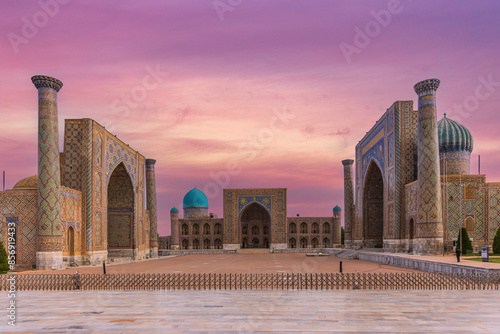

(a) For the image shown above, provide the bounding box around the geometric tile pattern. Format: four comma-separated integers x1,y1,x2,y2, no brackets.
342,160,354,238
146,159,158,248
108,214,132,248
0,192,37,266
414,79,443,239
32,77,63,252
223,189,287,245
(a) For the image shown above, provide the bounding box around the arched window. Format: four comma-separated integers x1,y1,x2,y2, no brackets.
289,238,297,248
192,224,199,235
323,222,330,234
263,225,269,235
465,217,475,233
214,223,222,234
214,238,222,249
289,222,297,234
465,184,475,200
242,237,248,248
300,222,308,234
203,223,210,235
193,239,200,249
204,238,211,249
323,238,330,248
300,237,308,248
242,225,248,235
252,226,259,235
181,224,189,235
182,239,189,249
311,238,319,248
312,222,319,234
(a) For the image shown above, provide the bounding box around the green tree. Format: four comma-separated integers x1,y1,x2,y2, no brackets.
0,241,10,273
457,227,473,255
341,227,345,246
492,227,500,255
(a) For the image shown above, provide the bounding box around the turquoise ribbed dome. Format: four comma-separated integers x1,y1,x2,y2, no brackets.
333,205,341,212
183,188,208,208
438,114,473,154
170,207,179,213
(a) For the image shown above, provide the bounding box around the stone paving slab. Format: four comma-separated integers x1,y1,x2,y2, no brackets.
1,290,499,333
16,253,426,276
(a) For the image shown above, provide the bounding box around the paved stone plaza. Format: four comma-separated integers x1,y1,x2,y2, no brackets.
1,290,500,333
20,253,426,275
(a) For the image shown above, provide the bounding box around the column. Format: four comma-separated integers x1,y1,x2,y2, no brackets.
414,78,444,254
342,159,354,248
145,158,158,257
32,75,64,270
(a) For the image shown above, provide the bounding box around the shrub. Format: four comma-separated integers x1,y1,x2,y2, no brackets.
457,227,473,255
493,227,500,254
0,241,10,273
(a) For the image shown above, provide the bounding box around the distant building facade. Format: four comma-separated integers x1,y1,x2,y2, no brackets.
343,79,500,254
168,188,341,250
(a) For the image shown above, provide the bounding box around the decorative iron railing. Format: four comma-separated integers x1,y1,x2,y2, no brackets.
1,272,498,291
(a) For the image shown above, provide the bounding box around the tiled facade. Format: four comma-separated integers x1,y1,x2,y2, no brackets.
170,188,341,250
346,79,500,254
0,75,157,269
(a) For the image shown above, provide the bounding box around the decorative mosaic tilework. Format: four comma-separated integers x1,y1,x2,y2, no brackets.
362,138,384,182
95,172,102,207
223,189,286,245
62,120,83,190
238,196,272,215
95,212,102,247
388,133,395,167
414,79,443,239
105,135,137,185
34,81,62,247
342,160,354,237
489,185,500,241
146,159,158,248
108,214,132,248
0,192,37,266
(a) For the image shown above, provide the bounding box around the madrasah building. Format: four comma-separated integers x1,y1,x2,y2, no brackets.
342,78,500,254
168,188,342,251
0,75,158,270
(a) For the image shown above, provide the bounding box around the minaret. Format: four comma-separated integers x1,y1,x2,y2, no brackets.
170,207,180,250
145,159,158,258
332,205,342,246
32,75,63,270
342,159,354,248
414,78,444,254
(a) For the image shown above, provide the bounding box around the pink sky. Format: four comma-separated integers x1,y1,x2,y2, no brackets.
1,1,499,236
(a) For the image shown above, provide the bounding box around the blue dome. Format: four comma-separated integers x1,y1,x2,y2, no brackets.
170,207,179,213
183,188,208,208
438,114,473,154
333,205,342,212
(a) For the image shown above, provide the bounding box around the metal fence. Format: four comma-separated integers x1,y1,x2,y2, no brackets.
1,272,499,291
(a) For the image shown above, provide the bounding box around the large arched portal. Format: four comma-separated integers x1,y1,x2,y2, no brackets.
107,162,134,257
363,161,384,247
240,202,271,248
